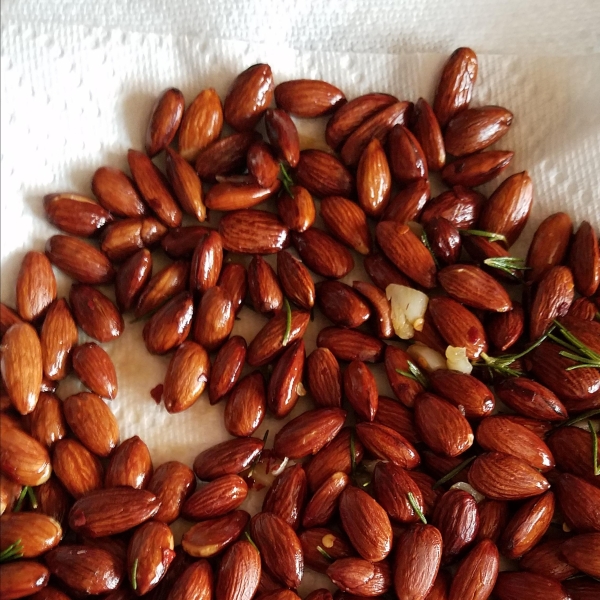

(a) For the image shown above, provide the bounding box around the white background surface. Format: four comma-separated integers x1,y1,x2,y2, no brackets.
2,0,600,593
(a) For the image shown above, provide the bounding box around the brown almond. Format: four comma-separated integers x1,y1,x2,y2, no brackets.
163,341,210,413
448,538,499,600
487,300,525,351
135,260,190,318
475,499,509,544
147,461,195,524
45,235,115,284
192,286,234,351
263,464,307,530
327,557,391,596
561,533,600,578
0,560,50,599
195,131,261,181
216,540,261,600
568,296,598,320
63,392,119,457
412,97,446,171
0,512,62,558
547,426,599,484
52,438,103,498
433,47,478,127
495,377,567,421
530,266,575,339
373,461,423,523
442,150,514,187
317,281,370,329
356,137,392,217
69,284,123,343
520,539,578,581
555,473,600,532
352,280,394,339
291,228,354,278
34,477,71,526
268,340,305,419
43,193,113,237
382,178,431,224
343,361,378,421
389,124,428,183
276,251,315,310
248,255,283,314
72,343,118,400
105,435,153,489
317,326,385,363
503,416,554,439
374,396,420,445
219,210,289,254
143,291,194,355
300,527,355,573
305,347,342,409
145,88,185,157
420,186,484,229
384,345,425,408
570,221,600,297
115,248,152,312
320,195,372,255
356,422,420,469
182,510,249,558
165,147,206,221
265,108,300,167
193,437,264,481
527,212,572,283
294,150,354,198
205,178,280,211
0,303,23,339
92,166,147,217
219,263,248,315
424,216,462,266
428,369,494,419
276,186,316,233
247,140,280,188
209,335,247,405
493,571,570,600
1,323,43,415
224,371,266,437
275,79,345,118
28,392,66,449
303,471,349,529
563,577,600,599
183,474,247,521
364,253,412,290
100,216,167,262
165,559,212,600
178,88,223,161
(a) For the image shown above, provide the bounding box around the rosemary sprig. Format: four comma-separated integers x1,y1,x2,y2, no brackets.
316,546,333,561
420,230,439,268
282,299,292,347
247,429,270,477
13,486,34,512
244,531,260,553
350,429,357,477
483,256,530,278
396,360,429,388
554,408,600,429
26,486,38,509
548,320,600,370
590,420,600,477
0,540,24,563
279,162,295,198
407,492,427,524
432,455,477,489
131,558,139,591
461,229,507,244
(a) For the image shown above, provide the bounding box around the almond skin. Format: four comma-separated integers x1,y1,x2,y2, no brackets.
0,420,51,485
277,250,316,310
183,474,248,521
178,88,223,162
356,421,420,469
115,249,152,313
389,124,428,183
294,150,354,198
442,150,514,187
71,343,118,400
165,147,206,221
28,392,66,449
219,263,248,315
263,464,307,530
343,361,378,421
382,178,431,224
303,471,349,529
247,140,280,187
327,558,391,596
145,88,185,157
433,47,478,128
317,281,370,329
320,195,372,255
487,300,525,351
163,341,210,413
424,217,462,266
105,435,153,489
495,377,568,421
561,533,600,578
100,216,167,262
306,347,342,408
493,572,570,600
468,452,550,501
0,512,62,558
224,371,266,437
265,108,300,167
205,178,281,211
52,438,104,499
448,539,499,600
248,255,284,314
292,227,356,278
193,437,264,481
192,286,234,351
195,131,261,181
224,64,274,131
357,137,392,217
92,166,147,217
69,284,124,343
373,461,424,524
216,540,261,600
316,327,385,363
353,281,394,339
0,560,50,599
428,370,494,419
34,477,71,527
268,340,305,419
16,251,56,322
570,220,600,297
182,510,249,558
142,292,194,355
276,186,316,233
1,322,43,415
555,473,600,532
420,186,484,229
147,461,195,524
208,335,247,405
275,79,345,118
412,97,446,172
135,260,190,319
219,210,289,254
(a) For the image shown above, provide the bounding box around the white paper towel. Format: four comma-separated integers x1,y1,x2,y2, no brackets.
2,3,600,593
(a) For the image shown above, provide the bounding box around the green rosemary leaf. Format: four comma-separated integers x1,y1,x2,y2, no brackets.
483,256,530,278
432,456,477,489
13,487,28,512
0,539,24,563
26,486,38,509
407,492,427,524
316,546,333,561
461,229,508,244
131,558,139,591
589,421,600,477
282,299,292,347
420,230,439,268
396,360,429,388
554,409,600,429
244,531,260,552
551,320,600,369
279,163,295,198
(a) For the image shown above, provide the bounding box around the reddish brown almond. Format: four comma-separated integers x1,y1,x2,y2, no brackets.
178,88,223,161
263,464,307,530
568,296,598,320
375,221,437,288
69,284,123,343
115,249,152,312
303,471,349,529
219,263,247,315
438,264,512,312
92,166,147,217
343,361,378,421
382,179,431,224
247,140,280,188
147,461,195,524
317,327,385,363
165,147,206,221
0,560,50,599
277,251,315,310
163,341,209,413
192,286,234,351
475,499,509,544
52,438,103,499
195,131,261,181
487,301,525,351
428,296,488,359
428,369,494,419
29,392,66,448
143,292,194,355
275,79,345,118
274,408,346,459
44,193,113,237
364,253,412,290
500,491,555,559
526,212,573,283
300,528,355,574
389,124,428,183
530,266,575,339
183,474,248,521
442,150,514,188
45,545,122,595
247,309,310,367
0,303,23,339
494,572,570,600
356,137,392,217
327,558,391,596
209,335,247,405
165,558,211,600
0,512,62,558
561,533,600,578
63,392,119,457
468,452,550,501
374,396,420,445
193,437,264,480
265,108,300,167
205,179,280,211
268,340,305,419
433,47,478,127
304,590,332,600
220,210,289,254
105,435,153,489
182,510,249,558
420,186,484,229
100,217,167,262
555,473,600,532
521,539,578,582
356,422,420,469
294,150,354,198
547,427,599,483
71,343,118,400
353,281,393,339
373,461,423,523
502,416,554,440
341,101,413,167
33,477,71,526
224,64,274,131
495,377,568,421
306,347,342,409
563,577,600,599
570,221,600,297
317,282,370,329
224,372,266,437
248,255,283,314
276,186,316,233
320,195,372,255
449,539,499,600
135,260,190,318
45,235,115,284
216,540,261,600
384,345,425,408
1,322,43,415
478,171,533,246
424,217,462,266
145,88,184,157
412,97,446,172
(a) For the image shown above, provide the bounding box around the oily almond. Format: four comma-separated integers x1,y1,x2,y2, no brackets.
262,464,307,530
412,97,446,171
520,539,578,581
224,371,266,437
356,137,392,217
219,210,289,254
115,248,152,312
248,255,284,314
493,571,570,600
561,533,600,578
428,369,494,418
100,216,167,262
448,539,499,600
44,193,113,237
34,477,71,526
1,322,43,415
45,235,115,284
300,527,354,574
0,303,23,339
375,221,437,288
563,577,600,599
193,437,264,481
216,540,261,600
195,131,261,181
166,559,213,600
486,300,525,351
504,415,554,439
0,560,50,599
389,124,428,183
52,438,103,499
135,260,190,318
183,474,248,521
69,284,124,343
178,88,223,162
142,291,194,355
555,473,600,532
424,217,462,266
265,108,300,167
0,512,62,558
163,341,210,413
276,250,316,310
320,195,372,255
495,377,568,421
382,178,431,224
364,253,412,290
192,286,234,351
127,149,182,227
317,281,370,328
384,345,426,408
305,347,342,409
275,79,345,118
182,510,249,558
273,408,346,459
468,452,550,501
352,281,394,339
433,47,478,127
219,262,248,315
92,166,147,217
72,343,118,399
147,461,195,524
268,340,305,419
302,471,349,529
145,87,185,157
547,426,599,484
327,558,391,596
442,150,514,187
209,335,247,404
105,435,153,489
247,140,280,187
438,264,512,312
420,186,484,229
373,461,424,523
317,326,385,363
374,396,420,445
568,296,598,320
294,150,354,198
343,361,378,421
28,392,66,448
570,220,600,297
356,422,420,469
205,178,281,211
165,147,206,221
474,499,509,544
276,186,316,233
63,392,119,457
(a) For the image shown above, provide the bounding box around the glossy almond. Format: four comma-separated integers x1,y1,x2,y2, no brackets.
183,474,247,521
263,464,307,530
373,461,423,524
383,345,425,408
0,560,49,598
165,148,206,221
389,124,428,183
209,335,247,404
143,292,194,355
105,435,153,489
115,249,152,312
135,260,190,318
428,369,494,419
205,179,280,211
424,216,462,266
305,347,342,408
570,221,600,296
317,281,370,329
495,377,568,421
352,281,393,339
72,343,118,399
183,510,249,558
317,326,385,363
100,216,167,262
224,372,266,437
442,150,513,187
15,252,55,322
294,150,354,198
28,392,66,448
303,471,349,529
382,178,431,224
69,284,123,343
147,461,195,524
195,131,260,181
364,253,412,290
247,140,280,187
163,341,209,413
561,533,600,578
219,210,289,254
193,437,264,480
530,266,575,339
357,422,420,469
192,286,234,351
248,255,283,314
412,97,446,171
145,88,185,157
555,473,600,532
547,426,599,483
219,263,248,314
320,195,372,255
276,186,316,233
216,540,261,600
520,539,578,582
493,572,570,600
276,251,315,310
487,301,525,351
374,396,420,445
300,528,354,574
92,166,147,217
475,499,509,544
0,303,23,339
268,340,305,419
52,438,103,498
178,88,223,161
265,108,300,166
343,361,378,421
420,186,484,229
0,512,62,558
275,79,345,117
356,137,392,217
327,558,391,596
448,539,499,600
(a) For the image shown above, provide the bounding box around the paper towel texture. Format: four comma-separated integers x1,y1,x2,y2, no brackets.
1,10,600,593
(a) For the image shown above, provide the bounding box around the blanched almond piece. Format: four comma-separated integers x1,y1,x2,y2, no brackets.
145,88,185,157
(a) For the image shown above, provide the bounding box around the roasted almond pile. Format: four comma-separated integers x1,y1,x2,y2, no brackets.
1,48,600,600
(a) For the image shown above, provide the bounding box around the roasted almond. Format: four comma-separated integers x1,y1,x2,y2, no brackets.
224,371,266,437
327,557,391,596
520,539,578,582
0,303,23,339
219,262,248,314
147,461,195,524
320,195,372,255
192,286,234,351
343,361,378,421
493,571,570,600
382,178,431,224
205,178,281,211
0,560,50,599
570,220,600,297
276,250,316,310
420,186,484,229
383,345,425,408
305,347,342,409
555,473,600,532
568,296,598,320
495,377,567,421
389,124,428,183
263,464,307,530
182,510,249,558
412,97,446,171
356,137,392,217
373,461,424,523
105,435,153,489
300,527,355,574
317,326,385,363
69,284,123,343
317,281,370,328
28,392,66,449
115,248,152,313
166,559,213,600
52,438,103,499
487,300,525,351
44,193,113,237
474,499,509,544
183,474,247,521
193,437,264,481
265,108,300,167
356,422,420,469
165,147,206,221
248,255,284,314
374,396,420,445
352,280,393,339
276,186,316,233
424,217,462,266
294,150,354,198
34,477,71,527
428,369,494,418
135,260,190,318
448,538,499,600
72,343,118,399
208,335,247,405
364,253,412,290
561,533,600,578
275,79,345,118
216,540,261,600
247,140,280,187
92,166,147,218
219,210,289,254
267,340,305,419
302,471,349,529
442,150,514,187
0,512,62,558
101,216,167,262
145,87,185,157
547,426,599,484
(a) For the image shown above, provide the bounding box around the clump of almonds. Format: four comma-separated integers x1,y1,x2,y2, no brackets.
1,47,599,600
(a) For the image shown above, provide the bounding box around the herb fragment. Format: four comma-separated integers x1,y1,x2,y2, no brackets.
316,546,333,561
247,429,270,477
279,162,295,198
461,229,508,244
554,408,600,429
433,456,477,489
590,420,600,477
244,531,260,552
483,256,530,278
420,230,439,268
350,429,357,477
14,487,29,512
548,320,600,370
282,299,292,347
0,540,24,563
407,492,427,524
131,558,139,591
396,360,429,388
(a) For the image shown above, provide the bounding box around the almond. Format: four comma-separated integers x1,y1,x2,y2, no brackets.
193,437,264,481
487,301,525,351
28,392,66,448
389,124,428,183
192,286,234,351
267,340,305,419
135,260,190,318
294,150,354,198
570,221,600,297
69,284,124,343
33,477,71,527
105,435,153,489
375,221,437,288
343,361,378,422
474,499,509,544
205,178,281,211
442,150,514,187
216,540,261,600
561,533,600,578
92,166,147,217
247,140,280,187
412,97,446,172
364,253,412,290
317,327,385,363
0,303,23,339
374,396,420,445
276,186,316,233
352,281,394,339
0,512,62,558
147,461,195,524
183,474,247,521
274,79,345,118
219,210,289,254
373,461,424,523
495,377,567,421
265,108,300,167
555,473,600,532
547,427,599,484
568,296,598,320
424,217,462,266
72,343,118,400
165,147,206,221
142,292,194,355
114,249,152,313
493,572,570,600
356,422,420,469
276,251,316,310
145,87,185,157
356,137,392,217
183,510,249,557
43,193,114,237
52,438,103,498
420,186,484,229
468,452,550,501
302,471,349,529
0,561,50,599
428,369,494,419
504,415,554,439
300,528,355,574
320,195,372,255
563,577,600,599
248,255,284,314
195,131,261,181
178,88,223,161
383,345,426,408
1,323,43,415
382,178,431,224
224,64,274,131
163,341,210,413
166,559,213,600
100,216,167,262
263,464,307,530
209,335,247,405
305,347,342,409
317,282,370,329
45,235,115,284
219,263,248,315
425,571,450,600
520,539,578,581
224,371,266,437
433,47,478,128
448,539,499,600
327,558,391,596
